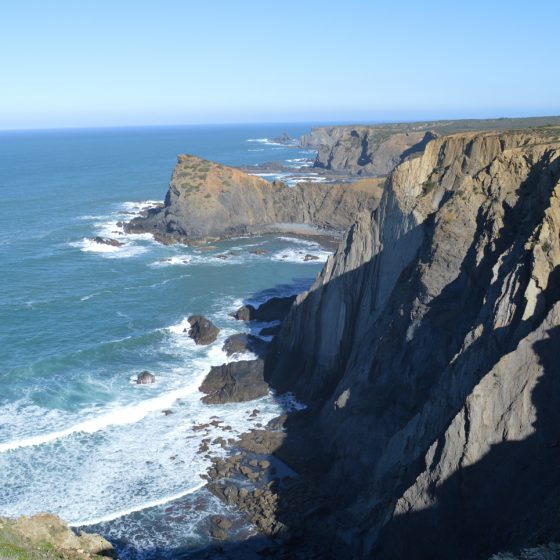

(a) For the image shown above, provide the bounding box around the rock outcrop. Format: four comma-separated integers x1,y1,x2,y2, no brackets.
266,127,560,558
222,333,268,357
124,155,382,242
232,295,296,323
186,315,219,345
302,116,560,176
0,513,115,559
200,359,268,404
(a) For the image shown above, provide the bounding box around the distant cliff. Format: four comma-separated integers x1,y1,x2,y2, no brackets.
267,127,560,558
125,154,382,242
302,116,560,176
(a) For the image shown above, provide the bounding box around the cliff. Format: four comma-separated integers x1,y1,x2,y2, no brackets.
266,127,560,558
125,154,382,242
302,116,560,176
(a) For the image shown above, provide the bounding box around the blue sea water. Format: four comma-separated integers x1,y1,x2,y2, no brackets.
0,124,326,557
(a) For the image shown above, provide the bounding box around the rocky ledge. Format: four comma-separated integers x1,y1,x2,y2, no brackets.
124,154,382,243
0,513,115,560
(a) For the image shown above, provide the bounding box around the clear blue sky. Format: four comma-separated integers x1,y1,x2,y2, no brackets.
1,0,558,129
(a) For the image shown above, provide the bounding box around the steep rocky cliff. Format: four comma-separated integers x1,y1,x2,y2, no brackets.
125,155,382,242
302,116,560,176
267,127,560,558
302,125,437,176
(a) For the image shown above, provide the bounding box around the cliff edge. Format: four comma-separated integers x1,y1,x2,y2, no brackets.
267,126,560,558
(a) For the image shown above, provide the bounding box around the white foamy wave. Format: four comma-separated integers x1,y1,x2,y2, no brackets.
0,380,202,453
71,482,206,527
271,248,330,264
285,158,313,169
70,238,148,258
150,251,250,268
151,256,193,267
277,236,322,247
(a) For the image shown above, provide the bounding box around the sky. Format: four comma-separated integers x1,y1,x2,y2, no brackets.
0,0,558,129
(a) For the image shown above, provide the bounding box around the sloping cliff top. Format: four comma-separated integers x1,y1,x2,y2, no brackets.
0,513,114,559
125,154,382,242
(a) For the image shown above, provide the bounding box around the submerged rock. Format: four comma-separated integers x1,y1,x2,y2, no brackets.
303,254,319,261
199,359,268,404
259,324,281,337
222,333,269,357
186,315,220,345
136,370,155,384
92,236,123,247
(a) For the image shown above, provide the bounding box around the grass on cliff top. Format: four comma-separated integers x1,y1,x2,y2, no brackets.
0,524,63,560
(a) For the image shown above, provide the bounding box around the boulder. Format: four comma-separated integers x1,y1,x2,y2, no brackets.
136,371,155,384
303,253,319,261
222,333,269,357
231,295,296,322
186,315,220,345
199,359,269,404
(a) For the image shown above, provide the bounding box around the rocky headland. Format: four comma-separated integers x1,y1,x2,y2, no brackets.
124,154,383,243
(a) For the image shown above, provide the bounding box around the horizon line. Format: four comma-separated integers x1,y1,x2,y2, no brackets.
1,113,560,133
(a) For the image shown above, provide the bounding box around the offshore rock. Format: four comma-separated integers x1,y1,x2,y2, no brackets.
200,359,268,404
186,315,220,345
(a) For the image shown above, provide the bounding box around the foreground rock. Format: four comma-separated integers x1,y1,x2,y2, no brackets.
232,295,296,322
186,315,219,345
222,333,269,357
124,154,382,242
92,236,123,247
0,513,115,559
199,359,268,404
268,127,560,558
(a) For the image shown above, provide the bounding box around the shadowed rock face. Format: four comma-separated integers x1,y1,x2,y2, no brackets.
266,127,560,558
199,359,268,404
125,154,382,242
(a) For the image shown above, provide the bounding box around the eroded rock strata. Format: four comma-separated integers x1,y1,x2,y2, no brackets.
302,116,560,176
125,155,382,242
263,127,560,558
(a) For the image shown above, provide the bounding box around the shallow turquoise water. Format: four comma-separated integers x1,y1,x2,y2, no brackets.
0,124,325,557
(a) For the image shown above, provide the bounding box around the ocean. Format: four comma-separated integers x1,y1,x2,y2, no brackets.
0,124,327,558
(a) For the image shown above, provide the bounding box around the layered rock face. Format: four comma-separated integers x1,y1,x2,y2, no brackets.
125,155,382,242
302,116,560,176
303,125,437,176
268,128,560,558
